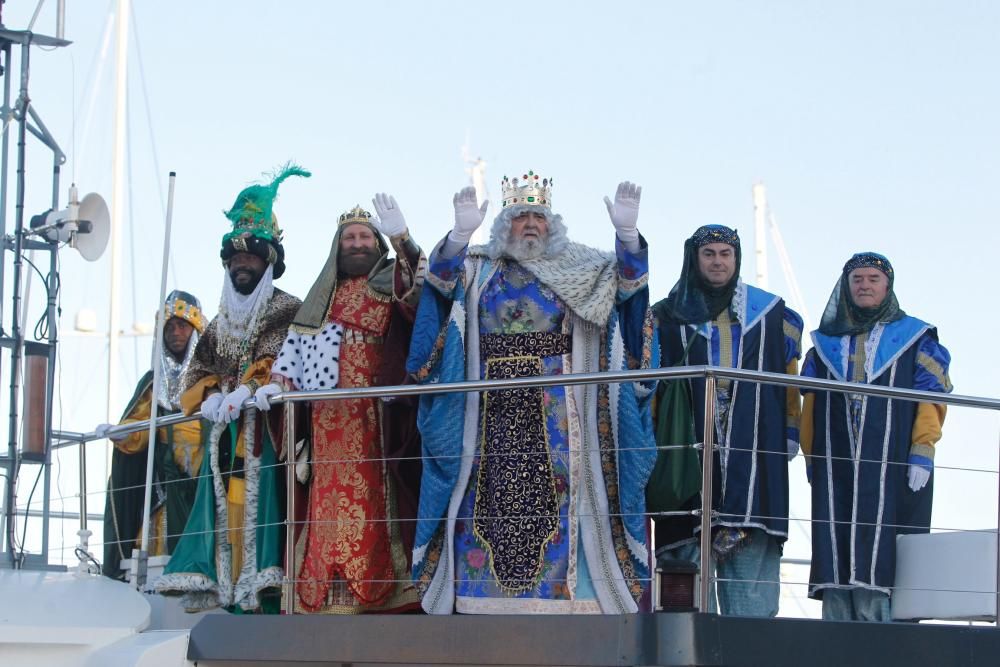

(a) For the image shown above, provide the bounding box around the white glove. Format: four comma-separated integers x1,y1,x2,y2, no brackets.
787,439,800,462
200,393,224,421
218,385,252,424
371,192,408,238
603,181,642,251
449,186,488,247
907,464,931,492
95,422,122,441
254,383,282,411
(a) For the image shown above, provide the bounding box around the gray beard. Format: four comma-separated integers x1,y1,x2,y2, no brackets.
503,237,546,262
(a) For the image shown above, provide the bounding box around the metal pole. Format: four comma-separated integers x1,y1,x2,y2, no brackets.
698,375,716,612
5,39,31,565
0,41,12,566
283,400,296,615
138,172,175,570
107,0,129,423
40,243,58,566
0,43,12,326
77,418,87,533
56,0,67,40
995,424,999,624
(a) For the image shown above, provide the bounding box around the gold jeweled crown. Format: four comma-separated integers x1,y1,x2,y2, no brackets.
501,170,553,208
338,205,373,227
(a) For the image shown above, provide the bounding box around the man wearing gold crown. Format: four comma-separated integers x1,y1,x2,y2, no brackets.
254,195,426,614
408,174,657,614
154,165,307,613
96,289,207,580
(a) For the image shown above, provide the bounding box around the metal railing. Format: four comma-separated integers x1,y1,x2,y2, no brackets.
42,365,1000,617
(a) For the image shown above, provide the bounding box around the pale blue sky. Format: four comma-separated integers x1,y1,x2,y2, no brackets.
4,2,998,609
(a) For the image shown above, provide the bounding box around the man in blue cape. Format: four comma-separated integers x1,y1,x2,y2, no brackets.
801,252,952,621
652,224,803,617
407,175,657,614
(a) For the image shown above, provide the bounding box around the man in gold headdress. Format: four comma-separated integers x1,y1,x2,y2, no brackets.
254,193,426,614
97,289,207,579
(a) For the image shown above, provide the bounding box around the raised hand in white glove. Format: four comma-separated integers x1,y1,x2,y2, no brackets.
907,464,931,492
449,186,489,247
254,383,282,411
200,393,224,421
218,385,252,424
371,192,408,238
604,181,642,252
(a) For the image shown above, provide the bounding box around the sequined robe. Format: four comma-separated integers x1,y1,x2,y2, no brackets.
271,235,425,614
408,237,657,615
273,278,422,613
155,288,300,612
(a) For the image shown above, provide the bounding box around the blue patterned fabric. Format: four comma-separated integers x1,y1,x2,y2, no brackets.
407,236,656,614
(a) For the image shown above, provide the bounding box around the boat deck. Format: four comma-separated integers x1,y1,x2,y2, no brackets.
186,612,1000,666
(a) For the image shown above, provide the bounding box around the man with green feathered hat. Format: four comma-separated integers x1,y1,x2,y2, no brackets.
155,164,307,613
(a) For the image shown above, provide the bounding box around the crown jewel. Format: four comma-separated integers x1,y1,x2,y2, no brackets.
501,170,553,208
338,205,373,227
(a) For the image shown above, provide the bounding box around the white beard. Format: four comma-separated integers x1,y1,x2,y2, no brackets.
502,237,546,262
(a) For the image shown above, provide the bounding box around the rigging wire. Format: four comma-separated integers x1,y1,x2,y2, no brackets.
130,3,177,285
125,79,140,374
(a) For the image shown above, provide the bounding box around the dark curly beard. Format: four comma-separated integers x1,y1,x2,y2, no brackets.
229,265,264,295
338,248,380,277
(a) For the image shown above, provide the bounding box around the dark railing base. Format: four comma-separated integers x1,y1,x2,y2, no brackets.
186,611,1000,666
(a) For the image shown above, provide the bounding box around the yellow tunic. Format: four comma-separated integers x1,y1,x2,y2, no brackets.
114,386,203,556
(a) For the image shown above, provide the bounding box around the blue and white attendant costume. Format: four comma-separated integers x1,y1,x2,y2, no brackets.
801,252,952,622
652,224,803,618
407,176,657,614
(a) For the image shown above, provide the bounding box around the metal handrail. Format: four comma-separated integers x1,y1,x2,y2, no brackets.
44,363,1000,617
51,364,999,447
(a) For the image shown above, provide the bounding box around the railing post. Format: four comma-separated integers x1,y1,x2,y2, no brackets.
698,374,716,613
283,398,296,615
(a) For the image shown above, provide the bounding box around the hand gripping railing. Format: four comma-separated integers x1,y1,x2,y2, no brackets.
51,365,1000,615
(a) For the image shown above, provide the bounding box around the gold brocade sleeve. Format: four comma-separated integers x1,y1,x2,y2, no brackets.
116,387,202,455
115,387,153,454
241,356,274,389
800,392,815,461
390,232,427,309
180,374,220,417
910,403,947,462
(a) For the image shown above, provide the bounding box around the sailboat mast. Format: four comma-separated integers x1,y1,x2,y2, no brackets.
752,182,768,290
107,0,129,421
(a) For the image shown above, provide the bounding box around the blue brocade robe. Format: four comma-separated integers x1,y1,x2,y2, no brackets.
802,316,952,597
407,236,657,614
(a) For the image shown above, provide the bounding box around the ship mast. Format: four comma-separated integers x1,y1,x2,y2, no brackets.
106,0,129,421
